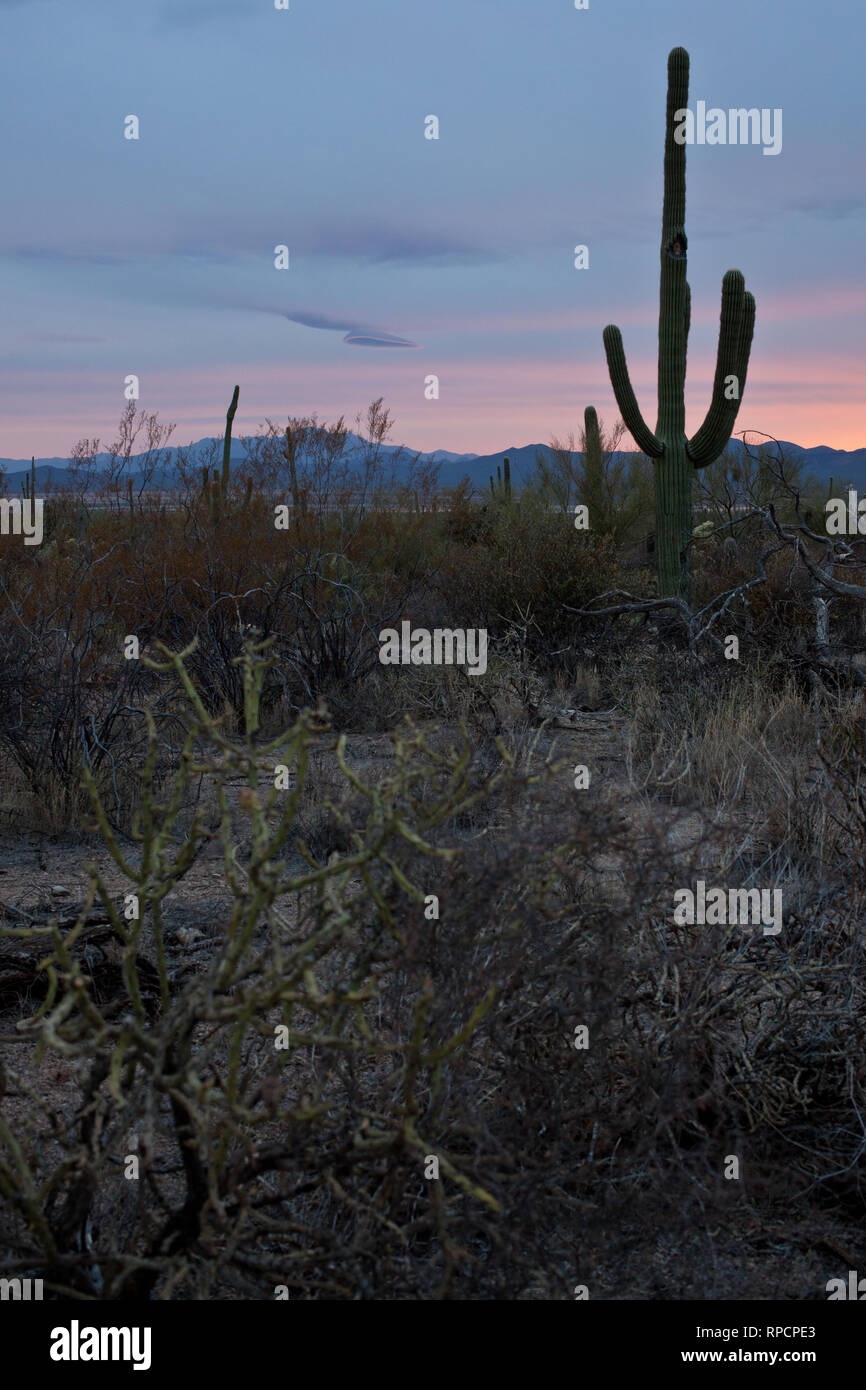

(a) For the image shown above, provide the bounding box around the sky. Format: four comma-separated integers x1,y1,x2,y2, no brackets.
1,0,864,459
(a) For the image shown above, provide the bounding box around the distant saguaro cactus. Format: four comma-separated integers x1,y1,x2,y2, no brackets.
603,47,755,598
200,385,242,522
490,456,512,502
286,428,308,520
20,456,36,501
582,407,603,522
220,384,240,505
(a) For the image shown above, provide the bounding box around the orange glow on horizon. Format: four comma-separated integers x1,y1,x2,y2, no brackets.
3,353,863,460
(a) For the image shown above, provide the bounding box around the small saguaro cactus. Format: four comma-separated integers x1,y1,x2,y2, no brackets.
286,429,308,519
603,47,755,599
20,455,36,501
220,384,240,506
201,385,241,522
490,456,512,502
582,407,603,517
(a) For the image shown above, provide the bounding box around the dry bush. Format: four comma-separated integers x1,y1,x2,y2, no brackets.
0,525,180,829
0,638,638,1298
438,492,618,669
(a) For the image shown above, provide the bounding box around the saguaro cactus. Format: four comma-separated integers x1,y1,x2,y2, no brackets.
20,456,36,501
286,428,308,520
582,407,603,515
200,385,241,521
603,47,755,598
220,384,240,506
490,456,512,502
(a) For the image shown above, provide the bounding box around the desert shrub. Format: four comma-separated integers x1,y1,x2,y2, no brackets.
438,492,618,668
0,528,179,829
690,535,816,651
0,637,657,1298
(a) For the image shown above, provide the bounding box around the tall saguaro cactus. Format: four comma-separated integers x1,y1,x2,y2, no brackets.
603,47,755,598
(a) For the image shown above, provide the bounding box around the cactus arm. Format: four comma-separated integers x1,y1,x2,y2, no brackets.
603,326,664,458
736,289,756,405
687,273,755,468
584,406,600,458
582,406,604,524
583,407,603,485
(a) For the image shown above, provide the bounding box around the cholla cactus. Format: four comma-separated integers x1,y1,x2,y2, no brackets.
603,48,755,598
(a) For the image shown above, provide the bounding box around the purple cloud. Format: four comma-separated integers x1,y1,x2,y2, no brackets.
278,308,421,349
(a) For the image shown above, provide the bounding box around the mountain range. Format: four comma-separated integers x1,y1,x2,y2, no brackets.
2,435,864,495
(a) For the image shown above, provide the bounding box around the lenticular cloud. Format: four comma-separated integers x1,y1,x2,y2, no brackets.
342,332,420,349
279,309,420,349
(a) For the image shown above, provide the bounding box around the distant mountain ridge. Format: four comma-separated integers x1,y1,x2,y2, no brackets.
2,434,864,493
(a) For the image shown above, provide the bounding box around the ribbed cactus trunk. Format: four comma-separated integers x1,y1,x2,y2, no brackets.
655,442,692,597
582,406,603,521
603,48,755,600
654,49,690,597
